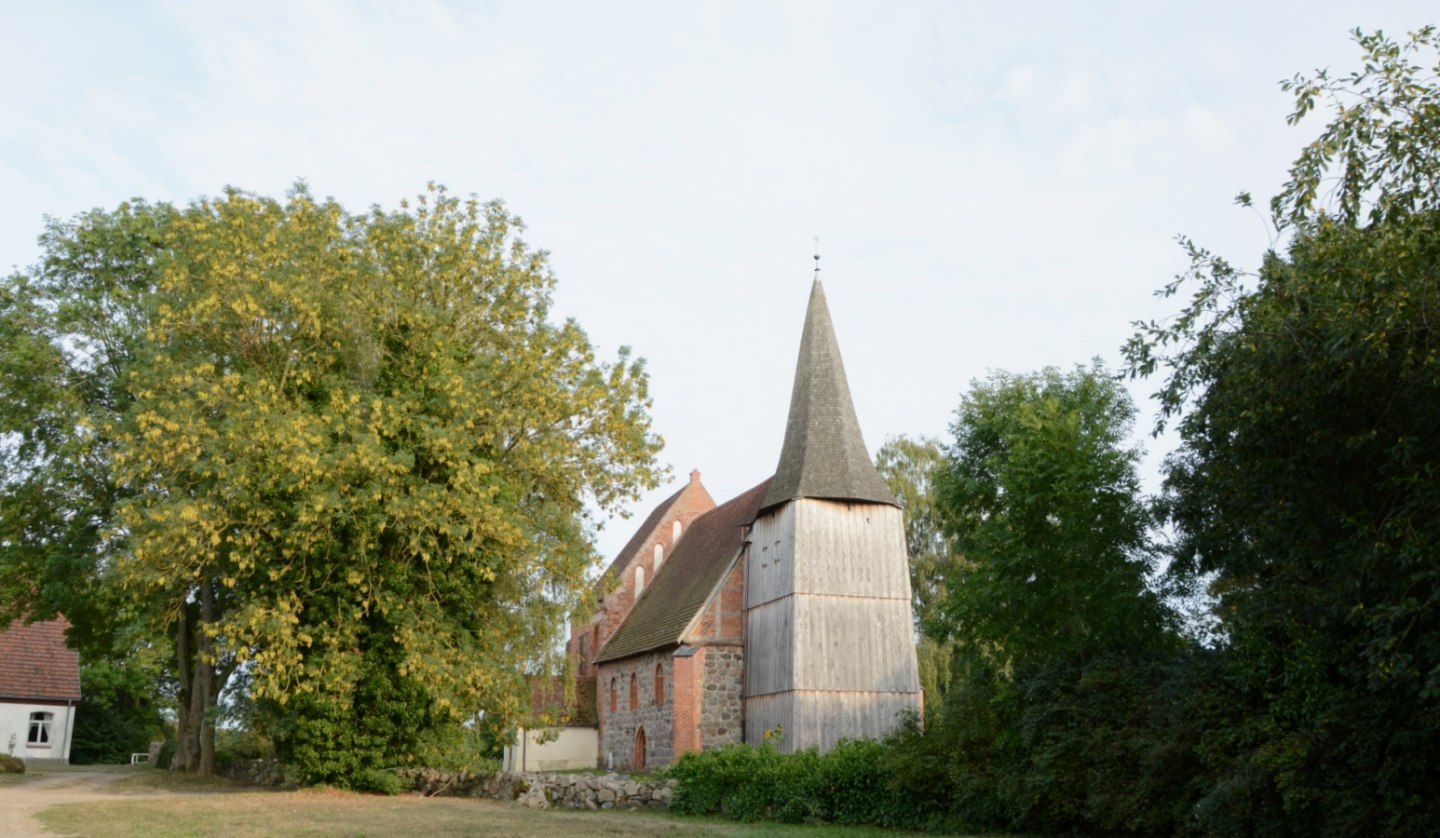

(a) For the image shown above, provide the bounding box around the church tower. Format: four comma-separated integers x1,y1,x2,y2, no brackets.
743,278,922,752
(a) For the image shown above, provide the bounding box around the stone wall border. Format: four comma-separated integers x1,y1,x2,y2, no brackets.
399,768,676,810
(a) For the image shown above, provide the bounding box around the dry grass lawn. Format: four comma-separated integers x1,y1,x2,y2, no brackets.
21,769,914,838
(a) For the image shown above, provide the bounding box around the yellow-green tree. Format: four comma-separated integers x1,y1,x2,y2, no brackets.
7,185,662,781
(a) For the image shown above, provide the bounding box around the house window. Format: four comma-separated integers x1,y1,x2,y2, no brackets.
609,677,618,713
28,712,52,746
654,663,665,705
635,566,645,596
629,673,639,710
653,543,663,573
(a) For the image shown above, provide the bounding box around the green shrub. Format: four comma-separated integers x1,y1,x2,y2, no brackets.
69,661,164,765
215,727,273,768
670,738,893,826
154,739,178,770
355,767,405,796
670,742,781,819
0,754,25,774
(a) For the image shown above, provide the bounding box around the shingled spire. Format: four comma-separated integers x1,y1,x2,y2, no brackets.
762,279,897,510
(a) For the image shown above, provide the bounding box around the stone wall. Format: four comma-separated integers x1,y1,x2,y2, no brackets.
700,644,744,748
219,758,283,786
401,768,675,810
598,649,672,770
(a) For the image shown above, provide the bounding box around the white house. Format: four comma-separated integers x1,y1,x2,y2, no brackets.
0,617,81,764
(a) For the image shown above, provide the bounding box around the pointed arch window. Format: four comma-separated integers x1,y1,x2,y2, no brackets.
609,677,618,714
629,672,639,710
672,520,682,544
635,566,645,597
654,663,665,705
653,543,663,574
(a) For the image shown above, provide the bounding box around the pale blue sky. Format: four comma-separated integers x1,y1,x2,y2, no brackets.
2,2,1432,561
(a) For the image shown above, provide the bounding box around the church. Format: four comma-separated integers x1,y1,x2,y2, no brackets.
558,277,921,771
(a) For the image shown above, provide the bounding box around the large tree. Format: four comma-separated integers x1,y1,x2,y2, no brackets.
933,363,1169,668
1,185,662,780
875,435,958,700
1125,27,1440,833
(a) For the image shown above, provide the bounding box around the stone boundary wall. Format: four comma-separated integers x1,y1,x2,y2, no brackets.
400,768,676,810
219,758,284,786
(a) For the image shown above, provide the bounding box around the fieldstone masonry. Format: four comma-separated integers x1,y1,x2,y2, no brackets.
401,768,676,810
700,644,744,747
598,649,673,769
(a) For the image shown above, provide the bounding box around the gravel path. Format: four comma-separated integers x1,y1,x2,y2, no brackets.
0,769,177,838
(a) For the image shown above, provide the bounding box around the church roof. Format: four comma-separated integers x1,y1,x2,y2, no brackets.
597,481,691,590
761,280,897,510
595,478,771,664
0,617,82,702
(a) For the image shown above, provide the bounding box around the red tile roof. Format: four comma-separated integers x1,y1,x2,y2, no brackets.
596,478,771,663
0,617,82,702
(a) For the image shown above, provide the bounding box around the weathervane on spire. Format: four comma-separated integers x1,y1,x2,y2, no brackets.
813,236,821,279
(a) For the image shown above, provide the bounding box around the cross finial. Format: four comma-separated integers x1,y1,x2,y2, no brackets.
813,236,821,278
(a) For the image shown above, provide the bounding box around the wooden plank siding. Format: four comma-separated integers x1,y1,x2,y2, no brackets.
747,691,920,752
743,498,922,753
793,502,909,598
745,501,795,609
792,596,917,691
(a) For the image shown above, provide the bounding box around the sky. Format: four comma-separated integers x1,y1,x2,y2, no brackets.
2,1,1434,564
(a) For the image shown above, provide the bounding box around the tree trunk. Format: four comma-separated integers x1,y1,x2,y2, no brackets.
172,586,224,775
173,598,197,772
197,579,217,776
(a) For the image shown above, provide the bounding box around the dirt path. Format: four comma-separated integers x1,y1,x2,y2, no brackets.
0,769,178,838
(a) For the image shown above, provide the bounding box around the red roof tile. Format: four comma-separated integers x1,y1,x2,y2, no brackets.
596,478,771,663
0,617,82,702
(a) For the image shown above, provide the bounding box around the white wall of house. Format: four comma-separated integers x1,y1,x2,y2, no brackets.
0,700,77,763
502,726,598,772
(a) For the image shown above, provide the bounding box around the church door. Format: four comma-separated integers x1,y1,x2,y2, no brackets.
632,726,646,771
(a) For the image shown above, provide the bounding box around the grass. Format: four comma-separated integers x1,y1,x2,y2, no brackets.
30,769,928,838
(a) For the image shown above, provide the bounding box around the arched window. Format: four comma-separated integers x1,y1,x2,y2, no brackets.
590,626,599,663
28,712,52,746
629,672,639,710
635,566,645,596
672,520,682,543
654,662,665,705
653,543,663,573
609,677,618,714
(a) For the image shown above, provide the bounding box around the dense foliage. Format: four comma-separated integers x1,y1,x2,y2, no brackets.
874,435,958,700
69,660,164,765
0,185,662,781
673,26,1440,837
669,739,906,828
1123,25,1440,835
934,363,1171,665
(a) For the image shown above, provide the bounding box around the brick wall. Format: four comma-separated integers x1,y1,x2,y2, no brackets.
569,475,715,677
687,558,745,643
